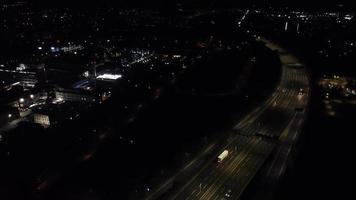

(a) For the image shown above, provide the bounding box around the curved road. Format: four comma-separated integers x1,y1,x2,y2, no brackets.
143,39,310,200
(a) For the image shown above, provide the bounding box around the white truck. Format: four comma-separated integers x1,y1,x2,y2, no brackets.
217,150,229,163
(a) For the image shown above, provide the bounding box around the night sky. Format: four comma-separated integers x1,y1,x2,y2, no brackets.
10,0,356,10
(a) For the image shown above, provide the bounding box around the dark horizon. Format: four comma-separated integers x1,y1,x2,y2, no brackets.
5,0,356,11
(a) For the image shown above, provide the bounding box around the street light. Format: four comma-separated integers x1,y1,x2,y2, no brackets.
19,98,25,103
8,114,12,118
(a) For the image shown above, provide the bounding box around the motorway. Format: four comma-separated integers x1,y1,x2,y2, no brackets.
144,39,310,200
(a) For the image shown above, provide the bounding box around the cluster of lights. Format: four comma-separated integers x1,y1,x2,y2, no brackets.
0,69,35,75
18,94,35,104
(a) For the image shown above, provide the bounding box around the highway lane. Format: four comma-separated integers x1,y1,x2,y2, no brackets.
203,138,275,200
161,38,310,200
170,136,272,200
169,137,251,198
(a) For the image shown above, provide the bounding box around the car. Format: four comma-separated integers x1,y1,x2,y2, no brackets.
225,189,232,198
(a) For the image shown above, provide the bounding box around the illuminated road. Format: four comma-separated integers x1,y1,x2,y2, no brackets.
143,39,310,200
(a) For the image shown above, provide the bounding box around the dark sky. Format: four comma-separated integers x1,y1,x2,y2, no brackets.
7,0,356,10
